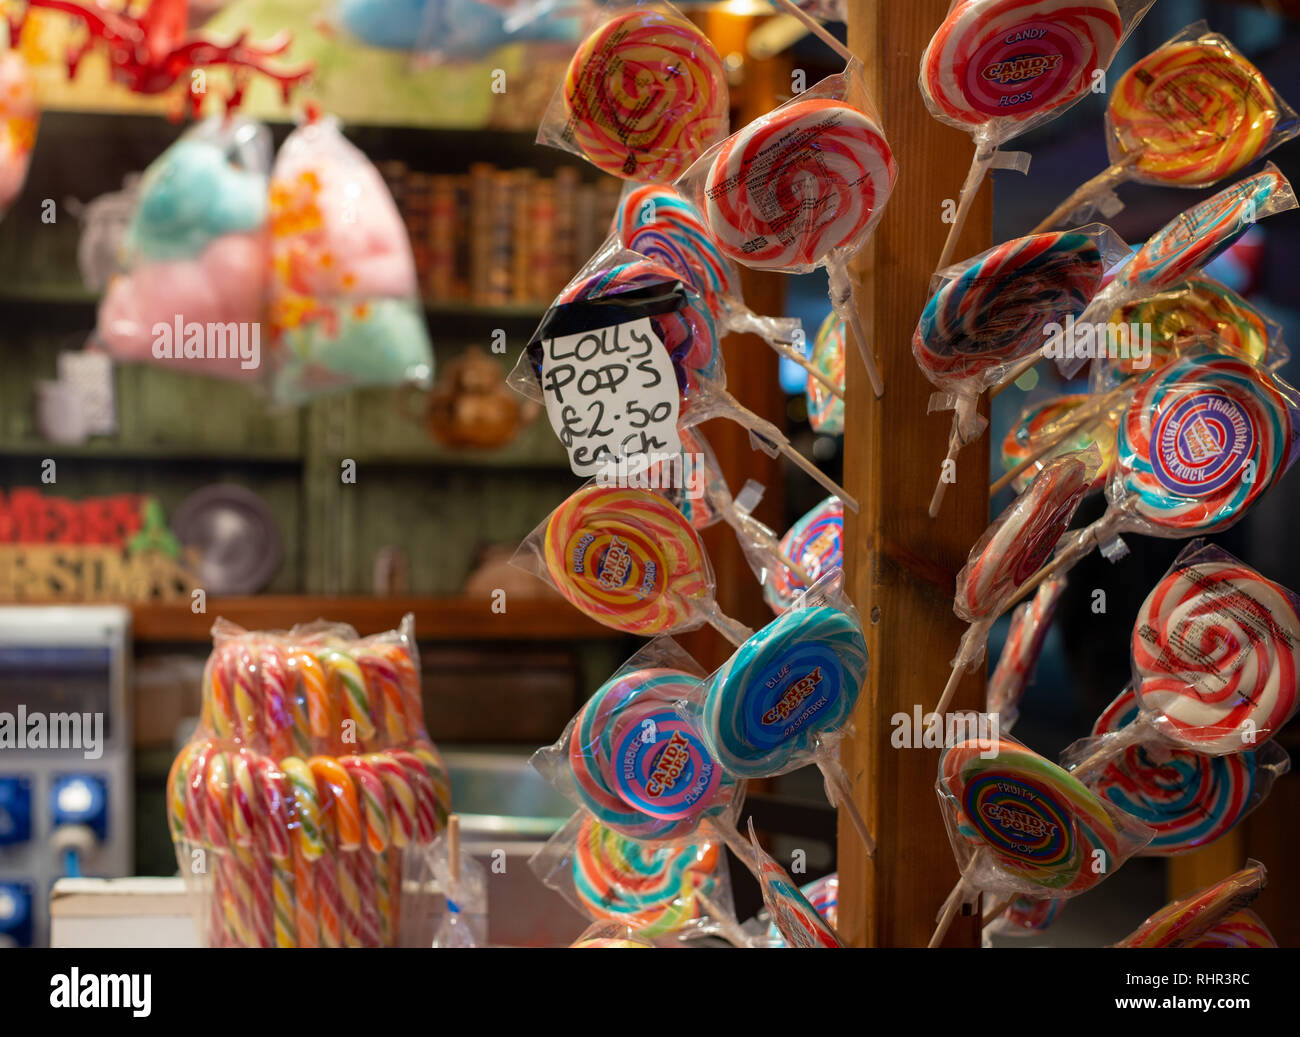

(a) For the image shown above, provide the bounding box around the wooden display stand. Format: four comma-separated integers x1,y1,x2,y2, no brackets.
838,1,993,947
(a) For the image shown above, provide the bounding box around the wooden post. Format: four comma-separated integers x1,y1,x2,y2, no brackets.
840,1,993,947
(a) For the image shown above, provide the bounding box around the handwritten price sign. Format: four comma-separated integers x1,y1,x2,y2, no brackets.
540,316,682,478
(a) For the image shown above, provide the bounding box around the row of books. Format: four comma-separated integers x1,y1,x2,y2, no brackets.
379,161,624,309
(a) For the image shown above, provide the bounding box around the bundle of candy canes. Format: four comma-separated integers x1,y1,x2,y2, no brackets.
166,615,452,948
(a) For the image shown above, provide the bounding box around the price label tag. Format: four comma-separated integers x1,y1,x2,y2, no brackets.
540,317,682,479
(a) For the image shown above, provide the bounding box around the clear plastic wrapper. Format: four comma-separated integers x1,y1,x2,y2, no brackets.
267,115,434,406
917,224,1126,515
529,810,751,946
685,569,877,856
1072,684,1290,856
1113,860,1266,948
1016,351,1300,590
512,477,753,643
920,0,1156,268
986,576,1067,731
998,392,1122,496
0,48,37,219
429,820,487,947
1187,908,1277,948
747,818,842,947
761,496,843,614
96,116,270,380
763,871,838,947
165,614,452,947
570,920,658,947
612,182,825,393
1036,23,1300,232
536,0,729,183
510,239,856,505
929,731,1154,946
678,58,896,396
1058,165,1298,378
1059,541,1300,781
936,453,1095,716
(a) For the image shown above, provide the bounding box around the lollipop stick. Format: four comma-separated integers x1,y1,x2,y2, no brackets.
936,137,998,273
1067,723,1145,783
928,417,962,519
987,353,1042,400
998,514,1118,616
706,820,763,881
773,0,855,65
828,262,883,398
730,511,817,587
694,889,753,948
980,896,1012,927
1030,152,1141,235
821,762,875,857
934,618,992,717
773,337,845,399
928,872,972,948
706,608,755,647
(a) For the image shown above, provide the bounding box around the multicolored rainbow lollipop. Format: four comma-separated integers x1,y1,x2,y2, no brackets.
987,895,1063,937
765,872,838,946
554,8,728,183
1187,909,1277,948
1035,30,1295,232
762,497,844,613
748,819,842,948
1114,861,1266,948
917,231,1105,516
806,311,846,435
540,484,752,643
987,577,1067,730
1000,394,1118,496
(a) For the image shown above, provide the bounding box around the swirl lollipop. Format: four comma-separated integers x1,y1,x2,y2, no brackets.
540,484,752,643
987,895,1063,937
554,8,728,183
748,819,842,947
699,596,876,854
1187,909,1277,948
921,0,1126,268
930,736,1140,947
615,184,829,394
766,872,839,946
806,311,846,435
918,231,1105,516
987,577,1067,730
1114,861,1266,948
999,394,1119,496
762,496,843,613
690,69,897,396
937,455,1090,716
1035,31,1294,232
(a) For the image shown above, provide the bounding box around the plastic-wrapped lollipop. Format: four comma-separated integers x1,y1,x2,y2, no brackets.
806,311,846,435
515,244,856,506
997,394,1120,497
921,0,1153,270
918,228,1113,516
1058,165,1298,378
747,818,842,948
514,481,754,644
987,577,1067,731
936,454,1093,716
985,895,1062,938
1011,353,1300,599
1035,26,1300,232
537,3,729,184
1059,543,1300,786
1081,686,1289,855
529,811,751,946
1114,861,1266,948
691,570,877,856
930,734,1153,947
570,920,657,948
765,872,839,947
614,184,833,397
762,496,843,614
680,59,896,396
1187,909,1277,948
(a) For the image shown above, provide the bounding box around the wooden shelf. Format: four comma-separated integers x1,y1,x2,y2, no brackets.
128,595,625,643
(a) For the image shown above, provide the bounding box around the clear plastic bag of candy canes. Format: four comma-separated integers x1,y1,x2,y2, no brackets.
611,181,837,399
746,818,844,947
761,495,844,614
676,59,897,397
1010,348,1300,598
1057,540,1300,782
677,568,877,858
535,0,730,185
986,575,1068,731
935,451,1097,717
1056,164,1299,378
165,613,452,947
529,636,761,873
928,731,1155,948
95,114,270,380
265,114,434,407
570,919,657,947
921,0,1156,271
528,809,754,947
918,223,1129,516
1035,21,1300,233
1113,860,1266,948
1059,682,1290,858
508,236,857,505
509,477,754,643
647,426,819,603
